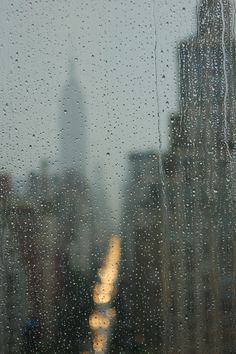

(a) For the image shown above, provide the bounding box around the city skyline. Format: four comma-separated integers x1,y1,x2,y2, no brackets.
0,1,236,352
0,0,201,222
1,0,236,242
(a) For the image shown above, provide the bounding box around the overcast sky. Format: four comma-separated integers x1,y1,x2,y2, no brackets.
0,0,218,218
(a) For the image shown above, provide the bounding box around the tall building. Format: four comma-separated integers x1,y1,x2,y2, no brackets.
117,152,167,353
59,59,87,173
173,1,236,352
0,175,26,353
57,59,96,274
117,0,236,353
22,159,95,350
179,0,236,149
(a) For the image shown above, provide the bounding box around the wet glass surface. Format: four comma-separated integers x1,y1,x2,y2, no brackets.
0,0,235,353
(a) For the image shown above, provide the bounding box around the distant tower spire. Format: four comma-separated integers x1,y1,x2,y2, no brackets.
198,0,232,37
68,56,77,82
59,58,87,173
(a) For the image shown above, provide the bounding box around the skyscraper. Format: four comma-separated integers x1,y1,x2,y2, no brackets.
179,0,236,149
57,58,95,273
118,0,236,353
174,1,236,352
59,59,87,173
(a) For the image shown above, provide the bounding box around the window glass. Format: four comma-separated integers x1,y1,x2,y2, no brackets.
0,0,235,353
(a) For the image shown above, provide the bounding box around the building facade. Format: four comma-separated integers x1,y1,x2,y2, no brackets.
118,0,236,353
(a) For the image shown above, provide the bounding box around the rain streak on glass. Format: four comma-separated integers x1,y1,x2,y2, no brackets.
0,0,235,353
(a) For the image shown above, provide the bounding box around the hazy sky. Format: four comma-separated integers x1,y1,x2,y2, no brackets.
0,0,209,217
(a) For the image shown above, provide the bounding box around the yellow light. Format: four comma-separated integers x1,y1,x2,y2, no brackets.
93,235,121,305
89,312,110,330
90,235,122,353
93,333,107,352
106,307,116,319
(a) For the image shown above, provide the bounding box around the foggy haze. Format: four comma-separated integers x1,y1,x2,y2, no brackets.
0,0,200,218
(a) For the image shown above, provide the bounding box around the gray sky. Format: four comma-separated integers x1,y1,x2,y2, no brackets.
0,0,202,217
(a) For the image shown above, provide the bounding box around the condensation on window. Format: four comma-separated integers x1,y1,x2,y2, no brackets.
0,0,235,353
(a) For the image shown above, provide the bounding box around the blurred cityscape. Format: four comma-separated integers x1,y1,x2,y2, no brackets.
0,0,236,353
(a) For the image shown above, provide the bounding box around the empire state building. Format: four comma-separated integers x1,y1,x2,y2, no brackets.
59,59,87,173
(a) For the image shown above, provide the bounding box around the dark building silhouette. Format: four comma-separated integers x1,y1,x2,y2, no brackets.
117,0,236,353
180,0,236,148
172,1,236,352
0,175,26,353
117,152,165,353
